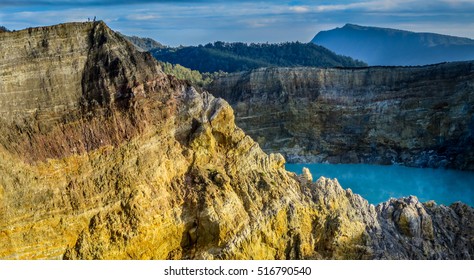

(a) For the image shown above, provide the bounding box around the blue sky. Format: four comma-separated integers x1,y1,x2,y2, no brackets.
1,0,474,46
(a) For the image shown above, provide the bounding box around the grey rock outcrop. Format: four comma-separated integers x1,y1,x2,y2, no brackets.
307,177,474,259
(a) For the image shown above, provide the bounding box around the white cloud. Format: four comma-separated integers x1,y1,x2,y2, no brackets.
289,6,310,13
441,0,474,4
312,0,474,13
313,1,407,13
125,14,160,21
2,1,474,46
241,18,278,28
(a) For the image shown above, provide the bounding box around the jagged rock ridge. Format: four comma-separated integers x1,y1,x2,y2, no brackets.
0,22,472,260
207,65,474,170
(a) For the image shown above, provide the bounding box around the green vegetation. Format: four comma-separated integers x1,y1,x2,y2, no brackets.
158,62,225,87
151,41,367,73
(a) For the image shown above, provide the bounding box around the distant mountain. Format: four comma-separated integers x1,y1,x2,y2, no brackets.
121,34,164,52
0,26,10,32
151,41,367,73
311,24,474,66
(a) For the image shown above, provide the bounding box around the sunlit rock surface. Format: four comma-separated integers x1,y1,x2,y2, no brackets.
0,22,472,260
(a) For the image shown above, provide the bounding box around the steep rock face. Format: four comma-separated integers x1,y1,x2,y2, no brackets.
0,21,162,162
207,65,474,170
0,22,158,125
0,22,472,260
0,21,316,260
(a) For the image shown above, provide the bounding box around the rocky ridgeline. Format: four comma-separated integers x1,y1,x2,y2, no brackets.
207,65,474,170
0,22,472,260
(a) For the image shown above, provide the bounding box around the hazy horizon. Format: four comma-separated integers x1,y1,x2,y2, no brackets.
1,0,474,46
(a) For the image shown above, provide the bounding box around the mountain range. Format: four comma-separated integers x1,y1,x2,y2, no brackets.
312,24,474,66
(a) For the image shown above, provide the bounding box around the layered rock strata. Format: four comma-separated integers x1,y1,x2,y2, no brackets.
207,65,474,170
0,22,472,260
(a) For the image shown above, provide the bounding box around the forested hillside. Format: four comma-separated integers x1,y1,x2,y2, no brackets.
151,41,367,73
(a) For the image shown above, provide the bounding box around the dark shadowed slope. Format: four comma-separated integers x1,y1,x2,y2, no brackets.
151,41,366,73
207,63,474,170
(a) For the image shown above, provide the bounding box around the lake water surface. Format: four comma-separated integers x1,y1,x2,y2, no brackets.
286,163,474,207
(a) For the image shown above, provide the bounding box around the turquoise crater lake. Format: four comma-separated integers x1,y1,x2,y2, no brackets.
286,163,474,207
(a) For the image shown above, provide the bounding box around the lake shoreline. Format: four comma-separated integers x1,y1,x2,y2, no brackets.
286,163,474,207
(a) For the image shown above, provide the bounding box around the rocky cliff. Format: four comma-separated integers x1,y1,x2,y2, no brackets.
207,65,474,170
0,22,472,260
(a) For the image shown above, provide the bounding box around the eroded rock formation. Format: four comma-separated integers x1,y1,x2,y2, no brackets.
0,22,472,260
207,65,474,170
